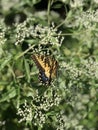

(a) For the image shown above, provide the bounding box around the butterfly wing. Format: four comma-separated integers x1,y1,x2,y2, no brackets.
39,69,51,85
32,54,51,85
50,59,58,79
32,54,58,85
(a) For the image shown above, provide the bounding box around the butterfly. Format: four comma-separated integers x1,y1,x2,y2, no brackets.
32,54,58,85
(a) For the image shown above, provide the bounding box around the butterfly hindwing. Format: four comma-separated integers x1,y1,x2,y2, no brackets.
32,54,58,85
39,70,51,85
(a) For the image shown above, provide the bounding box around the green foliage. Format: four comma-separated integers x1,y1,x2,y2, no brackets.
0,0,98,130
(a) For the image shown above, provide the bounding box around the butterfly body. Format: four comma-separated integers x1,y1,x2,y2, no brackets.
32,54,58,85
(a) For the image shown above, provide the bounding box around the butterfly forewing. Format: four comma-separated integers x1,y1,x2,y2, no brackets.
51,60,58,78
32,54,45,70
32,54,58,85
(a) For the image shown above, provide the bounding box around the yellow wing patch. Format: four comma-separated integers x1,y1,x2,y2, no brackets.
32,54,58,85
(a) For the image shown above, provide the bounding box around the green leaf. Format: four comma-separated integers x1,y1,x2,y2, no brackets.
0,55,12,71
0,87,17,103
24,58,30,82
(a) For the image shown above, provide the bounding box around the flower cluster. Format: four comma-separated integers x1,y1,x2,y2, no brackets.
78,10,98,29
66,8,98,30
15,20,31,45
0,20,7,45
94,0,98,3
62,57,98,82
58,57,98,107
0,120,6,127
56,109,85,130
17,88,61,128
0,20,7,57
70,0,84,8
17,100,32,123
15,18,64,47
82,58,98,79
54,93,92,130
30,23,64,46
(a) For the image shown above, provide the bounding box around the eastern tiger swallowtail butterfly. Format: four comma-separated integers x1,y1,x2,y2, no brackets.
32,54,58,85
